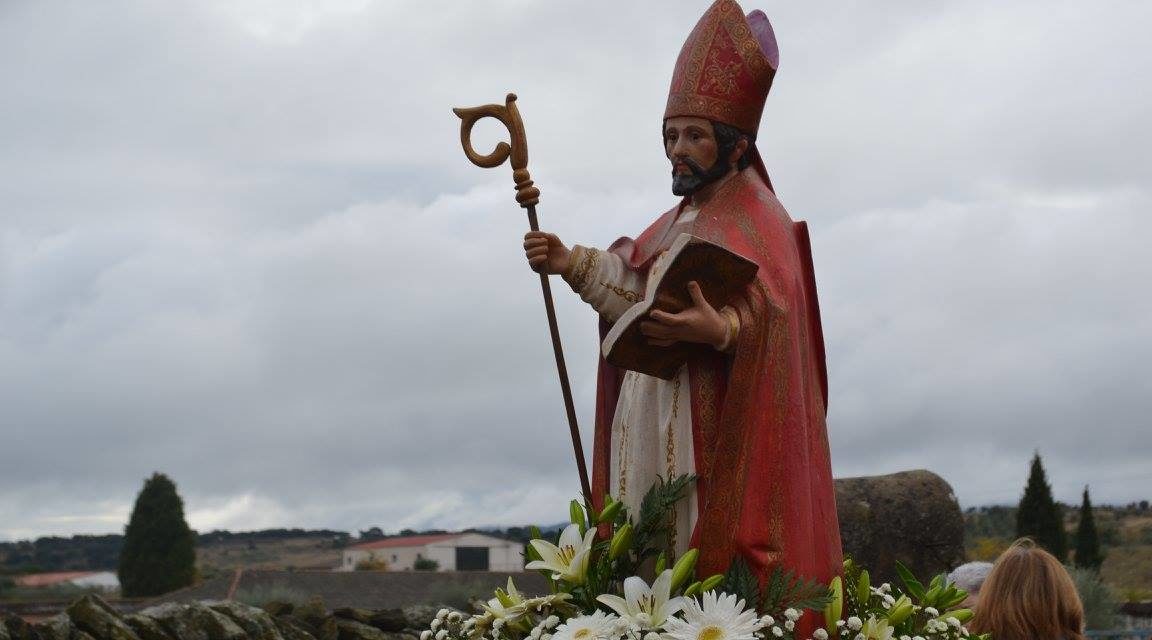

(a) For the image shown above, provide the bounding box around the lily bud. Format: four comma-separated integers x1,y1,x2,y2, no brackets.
670,548,699,592
946,609,974,624
700,574,725,592
683,581,703,597
570,500,587,534
597,500,624,524
609,523,633,559
856,569,871,604
824,575,843,633
654,552,667,575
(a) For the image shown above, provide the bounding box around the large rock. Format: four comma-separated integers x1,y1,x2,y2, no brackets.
139,602,247,640
4,616,35,640
272,618,317,640
123,614,174,640
34,614,77,640
67,594,143,640
0,615,12,640
835,469,965,582
288,599,328,637
332,620,390,640
399,606,441,632
208,601,284,640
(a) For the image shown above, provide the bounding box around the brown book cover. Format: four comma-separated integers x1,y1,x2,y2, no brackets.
601,233,759,380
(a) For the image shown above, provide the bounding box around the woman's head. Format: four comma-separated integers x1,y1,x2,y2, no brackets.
969,538,1084,640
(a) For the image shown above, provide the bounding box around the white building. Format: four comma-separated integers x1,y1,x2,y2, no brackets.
339,532,524,572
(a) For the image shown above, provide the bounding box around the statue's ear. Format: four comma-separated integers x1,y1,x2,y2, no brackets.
729,137,749,164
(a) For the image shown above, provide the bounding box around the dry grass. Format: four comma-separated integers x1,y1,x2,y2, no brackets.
196,536,343,576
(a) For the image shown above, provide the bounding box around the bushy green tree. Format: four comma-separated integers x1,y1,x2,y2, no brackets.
117,473,197,597
1016,452,1067,561
1075,486,1104,570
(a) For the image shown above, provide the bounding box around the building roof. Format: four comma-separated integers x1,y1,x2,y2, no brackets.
348,533,462,550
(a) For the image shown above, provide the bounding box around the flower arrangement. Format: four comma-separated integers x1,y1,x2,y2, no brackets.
422,475,984,640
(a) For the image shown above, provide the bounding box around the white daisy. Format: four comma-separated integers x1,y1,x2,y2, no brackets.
662,592,765,640
552,611,625,640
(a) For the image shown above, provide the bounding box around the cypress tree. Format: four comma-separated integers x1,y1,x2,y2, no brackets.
118,472,197,597
1016,452,1067,561
1075,486,1104,570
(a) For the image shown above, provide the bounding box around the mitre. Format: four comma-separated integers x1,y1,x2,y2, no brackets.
664,0,780,137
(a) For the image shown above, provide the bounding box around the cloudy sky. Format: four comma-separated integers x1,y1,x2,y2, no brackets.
1,0,1149,541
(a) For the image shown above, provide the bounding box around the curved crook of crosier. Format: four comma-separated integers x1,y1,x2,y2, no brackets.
452,93,538,208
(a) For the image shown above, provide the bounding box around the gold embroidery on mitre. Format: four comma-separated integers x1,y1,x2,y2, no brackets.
664,0,776,134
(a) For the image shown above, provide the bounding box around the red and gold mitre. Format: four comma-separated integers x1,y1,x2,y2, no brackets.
664,0,780,136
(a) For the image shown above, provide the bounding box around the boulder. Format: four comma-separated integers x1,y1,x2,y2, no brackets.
34,614,77,640
4,616,35,640
139,602,247,640
272,618,316,640
289,599,328,637
317,619,339,640
261,603,295,618
398,606,440,632
331,610,406,633
208,601,284,640
0,615,12,640
835,469,965,582
332,620,389,640
123,615,173,640
67,594,142,640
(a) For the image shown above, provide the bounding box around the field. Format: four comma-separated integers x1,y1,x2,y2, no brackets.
195,536,344,578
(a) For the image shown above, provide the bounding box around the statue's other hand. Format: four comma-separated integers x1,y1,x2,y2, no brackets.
524,231,570,275
641,281,727,349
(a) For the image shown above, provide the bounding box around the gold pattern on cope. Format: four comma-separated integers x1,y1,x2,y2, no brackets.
599,281,642,303
570,247,600,291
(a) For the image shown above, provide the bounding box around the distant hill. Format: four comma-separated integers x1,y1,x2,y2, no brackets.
965,501,1152,598
0,524,561,576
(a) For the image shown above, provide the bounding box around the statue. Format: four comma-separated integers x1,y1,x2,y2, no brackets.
522,0,842,596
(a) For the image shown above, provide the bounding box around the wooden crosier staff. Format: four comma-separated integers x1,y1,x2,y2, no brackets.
452,93,592,503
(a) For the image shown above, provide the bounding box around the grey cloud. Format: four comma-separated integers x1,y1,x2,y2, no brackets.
2,0,1150,540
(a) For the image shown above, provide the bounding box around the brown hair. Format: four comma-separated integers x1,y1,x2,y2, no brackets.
969,538,1084,640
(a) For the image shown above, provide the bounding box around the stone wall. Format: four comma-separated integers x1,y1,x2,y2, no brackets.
1,595,442,640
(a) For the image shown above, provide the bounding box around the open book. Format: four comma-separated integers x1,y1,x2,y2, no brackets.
601,233,759,380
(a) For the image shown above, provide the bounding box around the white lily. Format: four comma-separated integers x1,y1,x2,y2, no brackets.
525,523,597,585
482,576,536,621
596,569,686,630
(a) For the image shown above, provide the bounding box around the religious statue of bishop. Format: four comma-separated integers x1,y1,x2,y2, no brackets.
524,0,842,595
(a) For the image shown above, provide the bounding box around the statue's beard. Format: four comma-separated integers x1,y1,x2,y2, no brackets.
671,156,731,196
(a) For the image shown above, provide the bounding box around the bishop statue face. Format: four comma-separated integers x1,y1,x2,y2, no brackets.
664,116,731,197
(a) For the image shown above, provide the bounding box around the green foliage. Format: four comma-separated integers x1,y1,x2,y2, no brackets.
414,557,440,571
117,472,197,597
760,564,831,615
963,506,1017,540
633,474,695,560
1016,453,1067,561
1068,566,1118,630
355,557,389,571
722,556,760,610
1074,487,1104,570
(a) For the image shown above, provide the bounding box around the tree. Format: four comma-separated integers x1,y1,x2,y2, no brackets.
117,473,197,597
1016,452,1067,561
1074,486,1104,570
